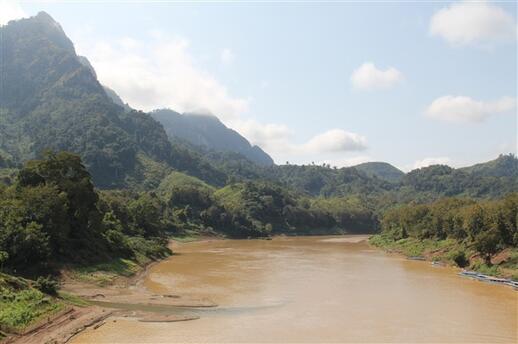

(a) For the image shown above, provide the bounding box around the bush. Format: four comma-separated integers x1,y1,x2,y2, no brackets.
33,276,58,296
449,250,468,268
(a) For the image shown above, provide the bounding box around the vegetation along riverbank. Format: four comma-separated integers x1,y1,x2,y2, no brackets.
370,194,518,282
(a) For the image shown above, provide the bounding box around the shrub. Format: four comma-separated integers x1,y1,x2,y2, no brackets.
33,276,58,296
449,250,468,268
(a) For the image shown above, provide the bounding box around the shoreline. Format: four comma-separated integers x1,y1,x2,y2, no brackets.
5,233,513,343
2,238,218,344
368,237,518,290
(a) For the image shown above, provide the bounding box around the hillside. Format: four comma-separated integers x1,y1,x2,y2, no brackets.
0,12,224,188
151,109,274,166
354,162,404,183
460,154,518,178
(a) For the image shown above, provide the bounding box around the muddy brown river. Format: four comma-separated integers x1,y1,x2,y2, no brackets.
73,236,517,343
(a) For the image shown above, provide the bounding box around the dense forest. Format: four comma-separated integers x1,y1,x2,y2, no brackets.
371,194,518,278
0,152,171,276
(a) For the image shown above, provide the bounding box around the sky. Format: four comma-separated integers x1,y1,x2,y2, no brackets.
1,0,517,171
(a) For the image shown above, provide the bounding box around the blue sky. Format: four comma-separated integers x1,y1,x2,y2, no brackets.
2,1,517,170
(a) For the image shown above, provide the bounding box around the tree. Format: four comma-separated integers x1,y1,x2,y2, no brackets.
474,229,501,266
0,251,8,271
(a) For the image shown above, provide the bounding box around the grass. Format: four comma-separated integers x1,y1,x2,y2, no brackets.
171,235,201,243
58,291,90,307
471,262,501,276
0,273,64,334
370,234,459,259
370,234,518,280
69,258,141,286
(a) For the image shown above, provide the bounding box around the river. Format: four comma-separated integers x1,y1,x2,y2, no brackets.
73,236,517,343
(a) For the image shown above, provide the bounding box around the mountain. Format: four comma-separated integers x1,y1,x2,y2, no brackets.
151,109,274,166
0,12,225,188
103,86,132,112
353,162,404,183
460,154,518,178
401,162,518,199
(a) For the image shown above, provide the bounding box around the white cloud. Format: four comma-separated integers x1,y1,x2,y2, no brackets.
75,31,369,165
412,157,451,170
0,0,26,25
425,95,516,123
234,119,293,153
303,129,367,153
220,48,235,65
76,35,248,120
119,37,140,50
235,121,368,165
350,62,403,90
430,1,516,46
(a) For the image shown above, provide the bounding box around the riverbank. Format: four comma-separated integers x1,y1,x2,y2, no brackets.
369,234,518,283
0,237,216,344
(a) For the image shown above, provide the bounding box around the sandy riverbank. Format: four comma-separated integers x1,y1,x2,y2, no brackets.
3,235,380,343
2,239,216,344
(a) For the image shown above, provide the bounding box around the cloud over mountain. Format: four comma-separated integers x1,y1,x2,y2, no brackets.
77,35,249,120
0,0,26,25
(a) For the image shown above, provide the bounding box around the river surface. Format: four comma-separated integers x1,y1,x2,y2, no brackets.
73,236,517,343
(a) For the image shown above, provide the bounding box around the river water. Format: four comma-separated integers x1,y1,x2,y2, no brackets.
73,236,517,343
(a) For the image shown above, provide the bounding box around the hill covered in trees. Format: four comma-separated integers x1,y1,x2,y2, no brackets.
0,12,224,189
354,162,404,182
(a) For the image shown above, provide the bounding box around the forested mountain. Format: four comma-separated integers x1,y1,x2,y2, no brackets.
0,12,224,188
151,109,274,166
460,154,518,178
354,162,404,182
401,163,518,200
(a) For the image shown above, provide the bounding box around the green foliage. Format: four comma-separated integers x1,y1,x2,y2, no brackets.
470,262,501,276
0,13,226,189
0,273,63,332
0,251,8,271
0,153,171,277
354,162,404,183
310,196,377,233
448,250,469,268
376,193,517,276
33,276,58,296
473,229,502,265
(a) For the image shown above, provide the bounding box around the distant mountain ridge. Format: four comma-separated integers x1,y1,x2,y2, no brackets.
151,109,274,166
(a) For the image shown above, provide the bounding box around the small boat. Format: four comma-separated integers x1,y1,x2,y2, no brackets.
505,281,518,290
486,276,509,284
459,270,478,277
